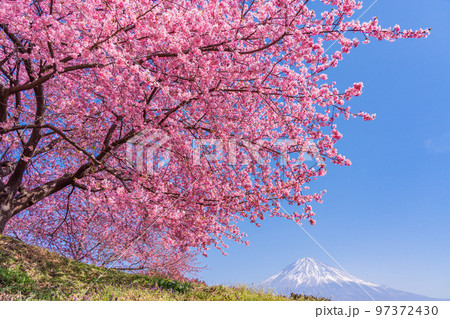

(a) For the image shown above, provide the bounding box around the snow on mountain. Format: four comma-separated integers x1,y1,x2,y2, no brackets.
261,257,444,301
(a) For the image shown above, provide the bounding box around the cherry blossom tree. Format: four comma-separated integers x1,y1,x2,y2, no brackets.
0,0,428,275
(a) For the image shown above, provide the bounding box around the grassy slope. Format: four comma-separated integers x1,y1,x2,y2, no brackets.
0,235,326,301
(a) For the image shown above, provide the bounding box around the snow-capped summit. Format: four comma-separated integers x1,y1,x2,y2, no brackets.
262,257,444,301
269,257,376,287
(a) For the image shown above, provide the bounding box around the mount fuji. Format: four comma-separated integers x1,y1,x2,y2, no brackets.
261,257,444,301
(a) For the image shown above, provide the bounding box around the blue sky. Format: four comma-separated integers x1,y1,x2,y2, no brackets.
198,0,450,299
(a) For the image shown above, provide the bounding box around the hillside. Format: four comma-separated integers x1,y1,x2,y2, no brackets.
0,235,325,301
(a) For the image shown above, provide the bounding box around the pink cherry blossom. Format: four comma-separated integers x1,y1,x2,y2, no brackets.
0,0,429,275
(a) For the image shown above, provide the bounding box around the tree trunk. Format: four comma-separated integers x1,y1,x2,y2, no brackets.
0,193,12,234
0,211,9,234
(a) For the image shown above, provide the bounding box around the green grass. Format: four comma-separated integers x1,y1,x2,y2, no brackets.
0,235,327,301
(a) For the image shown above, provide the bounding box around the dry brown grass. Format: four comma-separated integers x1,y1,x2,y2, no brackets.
0,235,327,301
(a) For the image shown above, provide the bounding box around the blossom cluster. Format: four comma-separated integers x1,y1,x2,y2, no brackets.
0,0,429,274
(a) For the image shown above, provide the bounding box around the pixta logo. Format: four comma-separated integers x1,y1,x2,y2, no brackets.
126,131,324,174
126,130,171,174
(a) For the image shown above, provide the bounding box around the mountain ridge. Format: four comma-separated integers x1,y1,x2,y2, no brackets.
262,257,447,301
